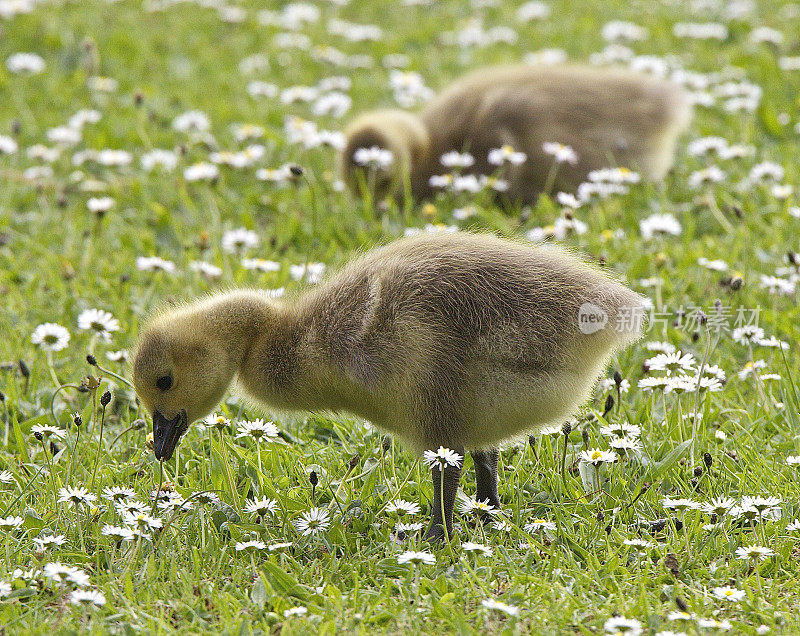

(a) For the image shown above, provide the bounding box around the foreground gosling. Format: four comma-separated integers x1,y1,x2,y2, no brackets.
133,232,646,540
340,65,691,204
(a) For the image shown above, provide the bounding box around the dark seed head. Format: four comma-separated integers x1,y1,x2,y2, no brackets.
714,299,723,312
675,596,688,612
696,310,707,325
730,275,743,291
603,394,614,415
309,470,318,487
561,420,572,436
596,510,604,522
73,413,83,427
703,452,713,468
34,431,43,441
86,354,97,366
381,435,392,452
581,428,589,446
289,164,304,177
0,390,4,402
18,360,30,378
693,466,702,478
613,371,622,386
349,455,359,470
100,390,112,407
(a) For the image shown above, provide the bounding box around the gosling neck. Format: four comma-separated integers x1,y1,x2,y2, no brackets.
185,290,275,370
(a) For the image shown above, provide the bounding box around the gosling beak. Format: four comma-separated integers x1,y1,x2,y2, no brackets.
152,409,188,462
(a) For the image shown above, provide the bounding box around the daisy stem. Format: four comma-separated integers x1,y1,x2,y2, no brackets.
542,159,560,197
45,351,61,388
439,465,448,543
40,437,57,508
560,432,568,483
92,361,135,390
67,426,81,485
219,431,239,507
75,502,85,553
89,403,106,491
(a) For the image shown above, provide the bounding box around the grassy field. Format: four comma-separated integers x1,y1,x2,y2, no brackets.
2,0,800,633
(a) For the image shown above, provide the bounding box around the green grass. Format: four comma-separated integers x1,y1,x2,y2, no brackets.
2,0,800,633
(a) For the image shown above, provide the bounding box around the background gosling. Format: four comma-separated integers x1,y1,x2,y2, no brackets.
132,232,646,541
340,65,691,204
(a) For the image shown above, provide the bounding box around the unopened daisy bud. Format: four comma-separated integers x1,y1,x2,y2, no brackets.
613,371,622,386
34,431,43,442
73,413,83,427
596,510,604,522
690,477,699,489
693,466,702,478
289,164,304,177
18,360,30,378
381,435,392,452
675,596,688,612
692,331,700,343
561,420,572,436
309,470,318,487
100,390,111,407
349,455,359,470
730,275,743,290
86,354,97,366
703,452,713,468
603,394,614,415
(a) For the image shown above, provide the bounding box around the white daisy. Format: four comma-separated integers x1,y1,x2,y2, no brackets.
221,228,259,253
397,550,436,565
713,586,745,602
235,419,279,442
31,424,66,441
541,141,577,165
481,598,520,617
488,144,527,166
352,145,394,169
58,486,97,507
235,539,267,552
385,499,421,516
244,497,279,517
70,589,106,607
422,446,463,470
294,507,331,536
77,308,120,342
579,449,618,465
31,323,71,352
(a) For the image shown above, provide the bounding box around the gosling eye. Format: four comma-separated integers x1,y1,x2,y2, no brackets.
156,375,173,391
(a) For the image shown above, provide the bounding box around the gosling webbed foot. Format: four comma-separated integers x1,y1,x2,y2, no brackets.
471,448,501,511
423,522,449,543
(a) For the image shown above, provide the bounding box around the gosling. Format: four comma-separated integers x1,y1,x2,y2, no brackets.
132,232,646,541
340,65,691,204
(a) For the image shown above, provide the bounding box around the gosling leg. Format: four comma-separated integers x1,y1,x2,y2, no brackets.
424,445,464,542
471,448,501,511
